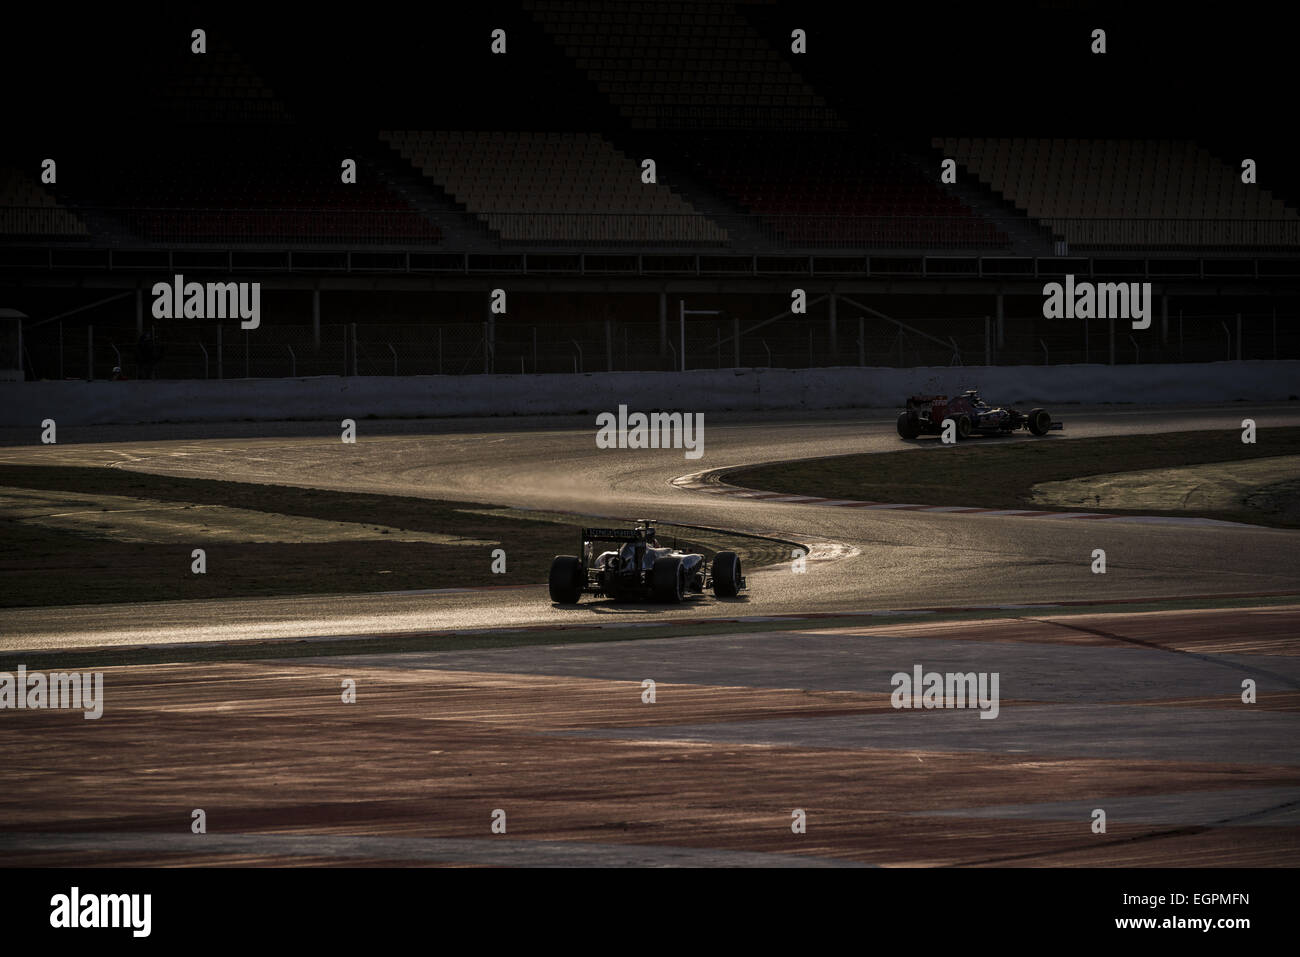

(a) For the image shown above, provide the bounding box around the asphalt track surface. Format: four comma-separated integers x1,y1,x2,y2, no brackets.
1,405,1298,867
2,404,1300,649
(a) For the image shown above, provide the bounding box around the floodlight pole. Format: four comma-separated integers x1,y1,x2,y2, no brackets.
679,299,721,373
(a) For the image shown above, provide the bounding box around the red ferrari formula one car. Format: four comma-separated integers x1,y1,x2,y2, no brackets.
896,389,1062,440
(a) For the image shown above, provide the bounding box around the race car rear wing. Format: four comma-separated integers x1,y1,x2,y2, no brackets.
582,527,645,542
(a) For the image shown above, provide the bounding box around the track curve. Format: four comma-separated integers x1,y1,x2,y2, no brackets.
3,405,1299,869
1,404,1299,650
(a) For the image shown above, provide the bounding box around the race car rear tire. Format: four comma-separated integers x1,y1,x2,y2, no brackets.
954,414,972,440
548,555,584,604
896,411,921,439
652,555,686,603
1028,408,1052,436
712,551,742,598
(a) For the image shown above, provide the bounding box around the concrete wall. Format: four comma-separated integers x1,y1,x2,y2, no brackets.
3,361,1297,426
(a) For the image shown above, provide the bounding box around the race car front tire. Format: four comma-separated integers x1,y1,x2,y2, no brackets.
1028,408,1052,436
548,555,584,604
896,411,921,439
712,551,742,597
652,555,686,603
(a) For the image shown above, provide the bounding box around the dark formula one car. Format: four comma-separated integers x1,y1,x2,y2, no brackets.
548,520,745,604
896,389,1062,440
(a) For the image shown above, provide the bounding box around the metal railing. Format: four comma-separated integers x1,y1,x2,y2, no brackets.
1045,218,1300,253
18,313,1296,382
6,206,1292,252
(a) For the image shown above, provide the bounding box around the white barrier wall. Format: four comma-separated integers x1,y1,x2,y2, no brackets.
3,361,1298,426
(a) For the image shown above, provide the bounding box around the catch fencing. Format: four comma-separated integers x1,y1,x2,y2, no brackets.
19,312,1298,381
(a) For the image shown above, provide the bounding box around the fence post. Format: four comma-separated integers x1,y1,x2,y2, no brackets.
679,299,686,372
58,321,63,379
860,317,865,366
1236,313,1242,360
983,316,990,366
351,323,358,376
217,325,223,379
87,325,93,380
312,287,321,350
659,290,668,360
244,330,250,378
828,293,837,358
734,316,740,368
605,318,613,372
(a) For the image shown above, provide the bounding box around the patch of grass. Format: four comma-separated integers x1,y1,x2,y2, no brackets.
0,464,533,534
1243,477,1300,526
0,465,781,607
729,428,1300,527
0,522,510,607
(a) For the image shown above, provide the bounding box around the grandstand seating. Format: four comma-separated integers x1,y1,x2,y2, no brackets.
153,40,291,125
6,8,1294,257
0,168,87,238
383,130,728,243
6,32,440,245
938,137,1300,248
69,132,440,244
524,0,838,129
676,133,1008,247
